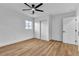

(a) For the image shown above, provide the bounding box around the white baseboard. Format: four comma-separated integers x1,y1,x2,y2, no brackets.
0,37,33,47
0,37,49,47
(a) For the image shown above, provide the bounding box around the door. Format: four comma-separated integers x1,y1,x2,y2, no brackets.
41,20,49,40
35,20,49,40
63,17,77,45
35,21,41,39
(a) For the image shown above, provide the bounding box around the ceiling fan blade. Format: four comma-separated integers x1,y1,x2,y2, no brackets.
22,9,31,11
32,4,35,8
32,11,34,14
35,9,44,12
24,3,32,8
35,3,43,8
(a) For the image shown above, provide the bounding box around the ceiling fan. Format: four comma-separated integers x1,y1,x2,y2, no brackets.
22,3,44,14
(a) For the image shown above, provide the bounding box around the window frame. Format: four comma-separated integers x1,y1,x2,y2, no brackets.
25,20,32,30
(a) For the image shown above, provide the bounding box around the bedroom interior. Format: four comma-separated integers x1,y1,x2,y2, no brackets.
0,3,79,56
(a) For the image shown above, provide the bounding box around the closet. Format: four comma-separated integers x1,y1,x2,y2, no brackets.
35,19,49,41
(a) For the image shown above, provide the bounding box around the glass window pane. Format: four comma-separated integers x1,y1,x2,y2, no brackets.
25,27,28,29
26,20,29,23
25,20,32,29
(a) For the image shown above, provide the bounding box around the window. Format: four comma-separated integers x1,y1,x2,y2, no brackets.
25,20,32,29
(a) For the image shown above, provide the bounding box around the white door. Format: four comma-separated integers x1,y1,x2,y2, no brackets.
63,17,76,45
35,21,40,39
41,20,49,40
35,20,49,41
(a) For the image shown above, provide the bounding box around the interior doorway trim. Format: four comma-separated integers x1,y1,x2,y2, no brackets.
40,21,41,39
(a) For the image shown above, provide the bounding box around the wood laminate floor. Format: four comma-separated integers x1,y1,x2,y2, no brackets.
0,38,78,56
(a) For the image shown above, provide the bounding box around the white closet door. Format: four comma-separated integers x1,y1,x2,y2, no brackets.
35,20,49,40
41,20,49,40
35,21,40,39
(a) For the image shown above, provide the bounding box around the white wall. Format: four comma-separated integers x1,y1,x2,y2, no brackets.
51,15,62,41
50,11,76,41
0,7,33,47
